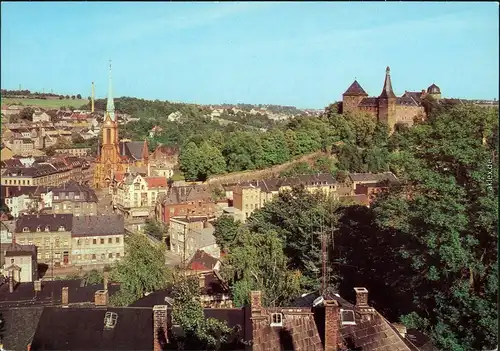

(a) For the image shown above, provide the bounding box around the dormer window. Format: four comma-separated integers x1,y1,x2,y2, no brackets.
340,309,356,326
270,313,283,327
58,226,65,231
45,226,50,231
23,227,30,232
36,226,41,232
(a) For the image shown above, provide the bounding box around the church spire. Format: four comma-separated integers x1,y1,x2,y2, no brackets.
379,66,396,99
106,60,116,121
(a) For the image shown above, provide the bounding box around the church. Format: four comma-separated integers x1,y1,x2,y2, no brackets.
93,63,149,189
342,66,442,132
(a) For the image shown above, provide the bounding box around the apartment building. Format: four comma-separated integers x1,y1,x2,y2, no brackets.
10,138,35,155
14,214,73,266
113,173,168,218
169,216,219,263
70,215,125,267
50,180,98,216
54,147,92,157
155,185,217,224
2,242,38,283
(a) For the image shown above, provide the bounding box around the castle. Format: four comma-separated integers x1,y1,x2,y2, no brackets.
93,63,149,189
342,66,441,132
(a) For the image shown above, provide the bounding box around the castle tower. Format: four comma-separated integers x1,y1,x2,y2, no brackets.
426,83,441,101
342,80,368,114
378,66,397,132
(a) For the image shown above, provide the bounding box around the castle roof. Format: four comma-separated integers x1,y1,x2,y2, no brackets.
380,66,396,99
343,80,368,96
427,83,441,94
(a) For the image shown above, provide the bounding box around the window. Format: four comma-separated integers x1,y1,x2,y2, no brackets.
58,226,65,231
37,252,41,260
91,254,96,260
108,253,113,259
77,239,81,245
116,237,120,244
45,252,50,259
85,239,89,245
340,309,356,326
18,239,25,245
28,240,33,245
45,226,50,231
108,238,112,244
270,313,283,327
93,239,97,245
101,253,105,260
23,227,30,232
116,253,121,258
100,238,104,244
63,240,69,247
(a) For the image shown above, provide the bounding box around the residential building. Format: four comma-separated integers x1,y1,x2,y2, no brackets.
2,242,37,282
187,249,221,272
233,173,337,221
113,173,168,218
151,165,174,179
155,185,217,224
2,186,39,218
169,216,219,263
0,146,13,161
14,214,73,266
149,145,179,168
32,111,51,123
11,138,35,155
50,180,98,216
54,147,92,157
70,215,125,267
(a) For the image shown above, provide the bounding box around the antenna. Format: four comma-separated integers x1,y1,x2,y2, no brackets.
91,82,95,113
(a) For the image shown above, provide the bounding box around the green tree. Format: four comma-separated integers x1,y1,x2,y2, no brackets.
171,274,233,350
221,228,302,307
85,269,104,285
336,143,364,172
198,141,226,181
144,219,164,241
109,234,172,306
19,107,34,121
179,142,201,181
372,105,498,350
280,161,314,177
260,129,291,167
213,215,241,251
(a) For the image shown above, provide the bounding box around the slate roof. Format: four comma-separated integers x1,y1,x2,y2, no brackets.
30,307,154,351
0,307,44,351
359,97,379,107
1,185,38,198
427,83,441,94
397,96,420,106
402,91,424,105
1,158,24,167
0,279,119,308
51,180,98,203
119,141,147,161
4,243,36,258
343,80,369,96
159,185,212,205
15,214,73,233
71,215,124,237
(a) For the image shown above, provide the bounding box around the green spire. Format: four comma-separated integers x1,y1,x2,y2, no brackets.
106,60,115,121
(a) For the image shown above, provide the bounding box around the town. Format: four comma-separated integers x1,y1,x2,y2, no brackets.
1,2,498,351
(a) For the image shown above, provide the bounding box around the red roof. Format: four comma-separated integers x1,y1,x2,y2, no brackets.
114,172,125,182
145,176,167,188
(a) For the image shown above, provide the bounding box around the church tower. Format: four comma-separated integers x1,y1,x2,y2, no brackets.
378,66,397,133
94,61,123,188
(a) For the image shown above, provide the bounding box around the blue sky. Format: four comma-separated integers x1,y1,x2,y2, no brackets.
1,2,498,108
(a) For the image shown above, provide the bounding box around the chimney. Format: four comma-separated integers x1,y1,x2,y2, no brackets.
153,305,168,351
9,275,14,293
421,89,426,95
324,300,340,351
95,289,108,306
61,286,69,307
250,291,262,316
103,271,109,291
354,287,369,307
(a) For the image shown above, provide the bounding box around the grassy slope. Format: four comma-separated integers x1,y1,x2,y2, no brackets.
1,98,89,109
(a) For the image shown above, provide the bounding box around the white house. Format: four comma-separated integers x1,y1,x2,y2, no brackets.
5,194,37,218
2,243,38,283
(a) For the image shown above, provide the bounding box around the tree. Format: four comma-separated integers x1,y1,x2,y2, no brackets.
84,269,104,285
65,95,69,99
247,187,342,291
370,105,498,350
71,132,85,145
179,142,202,181
221,228,302,307
109,234,172,306
144,219,164,241
71,95,76,100
260,129,291,167
76,94,82,99
213,215,241,251
198,142,226,181
171,274,233,350
19,107,34,121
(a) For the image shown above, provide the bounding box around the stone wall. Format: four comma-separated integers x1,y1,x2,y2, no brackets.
206,150,329,186
395,105,424,126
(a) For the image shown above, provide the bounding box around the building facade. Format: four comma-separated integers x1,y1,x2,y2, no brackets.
14,214,73,266
2,243,38,283
70,215,125,267
50,180,98,216
342,67,440,132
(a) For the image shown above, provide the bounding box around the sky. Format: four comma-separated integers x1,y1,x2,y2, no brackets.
1,2,498,109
